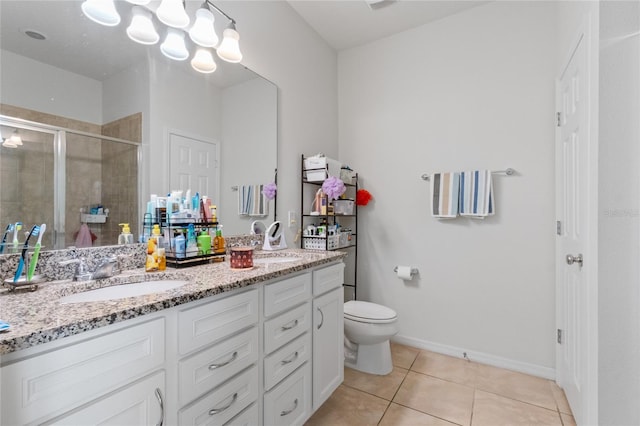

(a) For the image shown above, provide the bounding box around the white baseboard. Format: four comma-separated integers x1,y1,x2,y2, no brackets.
392,334,556,381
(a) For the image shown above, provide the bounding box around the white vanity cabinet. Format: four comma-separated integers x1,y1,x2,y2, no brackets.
0,260,345,426
1,317,166,425
312,263,345,410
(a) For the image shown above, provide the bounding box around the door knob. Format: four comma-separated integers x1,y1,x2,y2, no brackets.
566,254,583,266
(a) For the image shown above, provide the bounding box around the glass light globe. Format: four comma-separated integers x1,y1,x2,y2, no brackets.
217,26,242,63
189,8,218,48
160,29,189,61
126,6,159,45
81,0,121,27
156,0,190,29
191,49,217,73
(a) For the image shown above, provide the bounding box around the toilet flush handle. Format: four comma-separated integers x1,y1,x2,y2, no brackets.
317,307,324,330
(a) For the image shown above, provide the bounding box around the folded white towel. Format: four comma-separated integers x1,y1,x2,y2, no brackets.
459,170,494,218
430,172,460,218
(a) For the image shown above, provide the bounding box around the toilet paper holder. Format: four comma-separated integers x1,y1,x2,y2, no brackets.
394,266,419,277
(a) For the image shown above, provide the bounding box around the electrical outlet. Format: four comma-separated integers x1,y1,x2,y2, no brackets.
288,211,297,227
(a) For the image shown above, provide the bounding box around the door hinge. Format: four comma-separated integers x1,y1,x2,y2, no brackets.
557,329,563,344
556,221,562,235
556,112,562,127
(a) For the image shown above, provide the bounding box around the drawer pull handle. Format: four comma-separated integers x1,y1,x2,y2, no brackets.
280,398,299,416
209,392,238,415
317,307,324,330
281,319,299,331
154,388,165,426
209,351,238,370
280,351,299,365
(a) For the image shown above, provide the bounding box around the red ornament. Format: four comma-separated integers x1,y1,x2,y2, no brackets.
356,189,372,206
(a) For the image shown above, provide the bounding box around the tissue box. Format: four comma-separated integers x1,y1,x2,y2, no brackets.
304,156,341,182
333,199,354,215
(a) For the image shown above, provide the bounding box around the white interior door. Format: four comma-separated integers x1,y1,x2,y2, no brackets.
168,131,219,203
555,29,596,425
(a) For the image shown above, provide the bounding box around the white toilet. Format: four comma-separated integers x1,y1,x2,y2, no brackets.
343,300,398,375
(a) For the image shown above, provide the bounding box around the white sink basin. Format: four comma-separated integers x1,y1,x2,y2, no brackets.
59,280,189,304
253,256,300,264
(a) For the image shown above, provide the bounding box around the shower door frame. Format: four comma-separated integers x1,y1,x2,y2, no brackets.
0,115,142,250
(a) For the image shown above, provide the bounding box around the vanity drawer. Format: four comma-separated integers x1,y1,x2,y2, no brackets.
178,288,259,355
264,333,311,391
1,318,165,426
263,363,312,426
179,327,259,406
312,263,344,296
178,365,259,426
264,302,311,354
264,272,311,317
224,402,259,426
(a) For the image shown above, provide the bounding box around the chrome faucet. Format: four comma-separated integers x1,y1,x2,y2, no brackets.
60,256,120,281
91,256,120,280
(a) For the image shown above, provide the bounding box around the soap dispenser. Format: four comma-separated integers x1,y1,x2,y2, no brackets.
146,224,166,272
118,223,134,245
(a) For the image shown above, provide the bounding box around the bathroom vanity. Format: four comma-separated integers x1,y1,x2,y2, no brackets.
0,249,345,425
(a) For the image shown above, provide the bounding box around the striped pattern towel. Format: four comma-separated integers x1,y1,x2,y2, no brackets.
238,185,269,217
459,170,494,218
431,172,460,218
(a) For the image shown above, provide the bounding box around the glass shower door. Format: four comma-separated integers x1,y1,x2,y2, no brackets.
0,124,55,253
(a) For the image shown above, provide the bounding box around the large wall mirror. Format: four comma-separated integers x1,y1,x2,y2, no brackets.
0,0,277,253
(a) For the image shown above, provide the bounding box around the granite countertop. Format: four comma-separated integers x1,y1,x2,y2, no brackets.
0,249,345,355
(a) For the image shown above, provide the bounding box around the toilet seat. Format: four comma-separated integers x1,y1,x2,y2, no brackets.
344,301,397,324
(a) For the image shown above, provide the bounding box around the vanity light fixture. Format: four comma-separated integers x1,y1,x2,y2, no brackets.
126,6,159,45
81,0,242,73
81,0,121,27
191,48,218,73
160,29,189,61
189,8,218,48
2,139,18,148
9,130,22,146
156,0,190,29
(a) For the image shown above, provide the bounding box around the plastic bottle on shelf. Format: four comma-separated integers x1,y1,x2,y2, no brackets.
117,223,134,245
214,229,226,255
174,232,186,259
197,230,211,255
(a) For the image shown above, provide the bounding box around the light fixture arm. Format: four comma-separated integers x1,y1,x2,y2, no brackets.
204,0,236,25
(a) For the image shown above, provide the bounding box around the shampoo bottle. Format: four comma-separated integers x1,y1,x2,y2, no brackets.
118,223,134,245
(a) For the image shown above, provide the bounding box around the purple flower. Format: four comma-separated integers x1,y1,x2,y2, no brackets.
262,182,277,200
322,176,346,200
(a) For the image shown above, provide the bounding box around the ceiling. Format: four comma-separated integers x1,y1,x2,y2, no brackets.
287,0,489,50
0,0,487,83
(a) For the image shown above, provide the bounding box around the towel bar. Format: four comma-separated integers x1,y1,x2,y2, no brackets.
421,168,515,181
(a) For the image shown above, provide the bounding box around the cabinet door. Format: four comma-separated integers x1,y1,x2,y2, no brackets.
312,287,344,410
47,371,165,426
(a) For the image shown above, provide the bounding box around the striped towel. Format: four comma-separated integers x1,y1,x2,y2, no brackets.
237,185,269,217
459,170,494,218
431,172,460,218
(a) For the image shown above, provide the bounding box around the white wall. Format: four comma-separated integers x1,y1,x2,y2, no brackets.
220,77,278,233
0,49,102,124
338,1,557,373
599,1,640,424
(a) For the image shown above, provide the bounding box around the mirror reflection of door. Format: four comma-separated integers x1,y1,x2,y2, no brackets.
168,130,220,215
